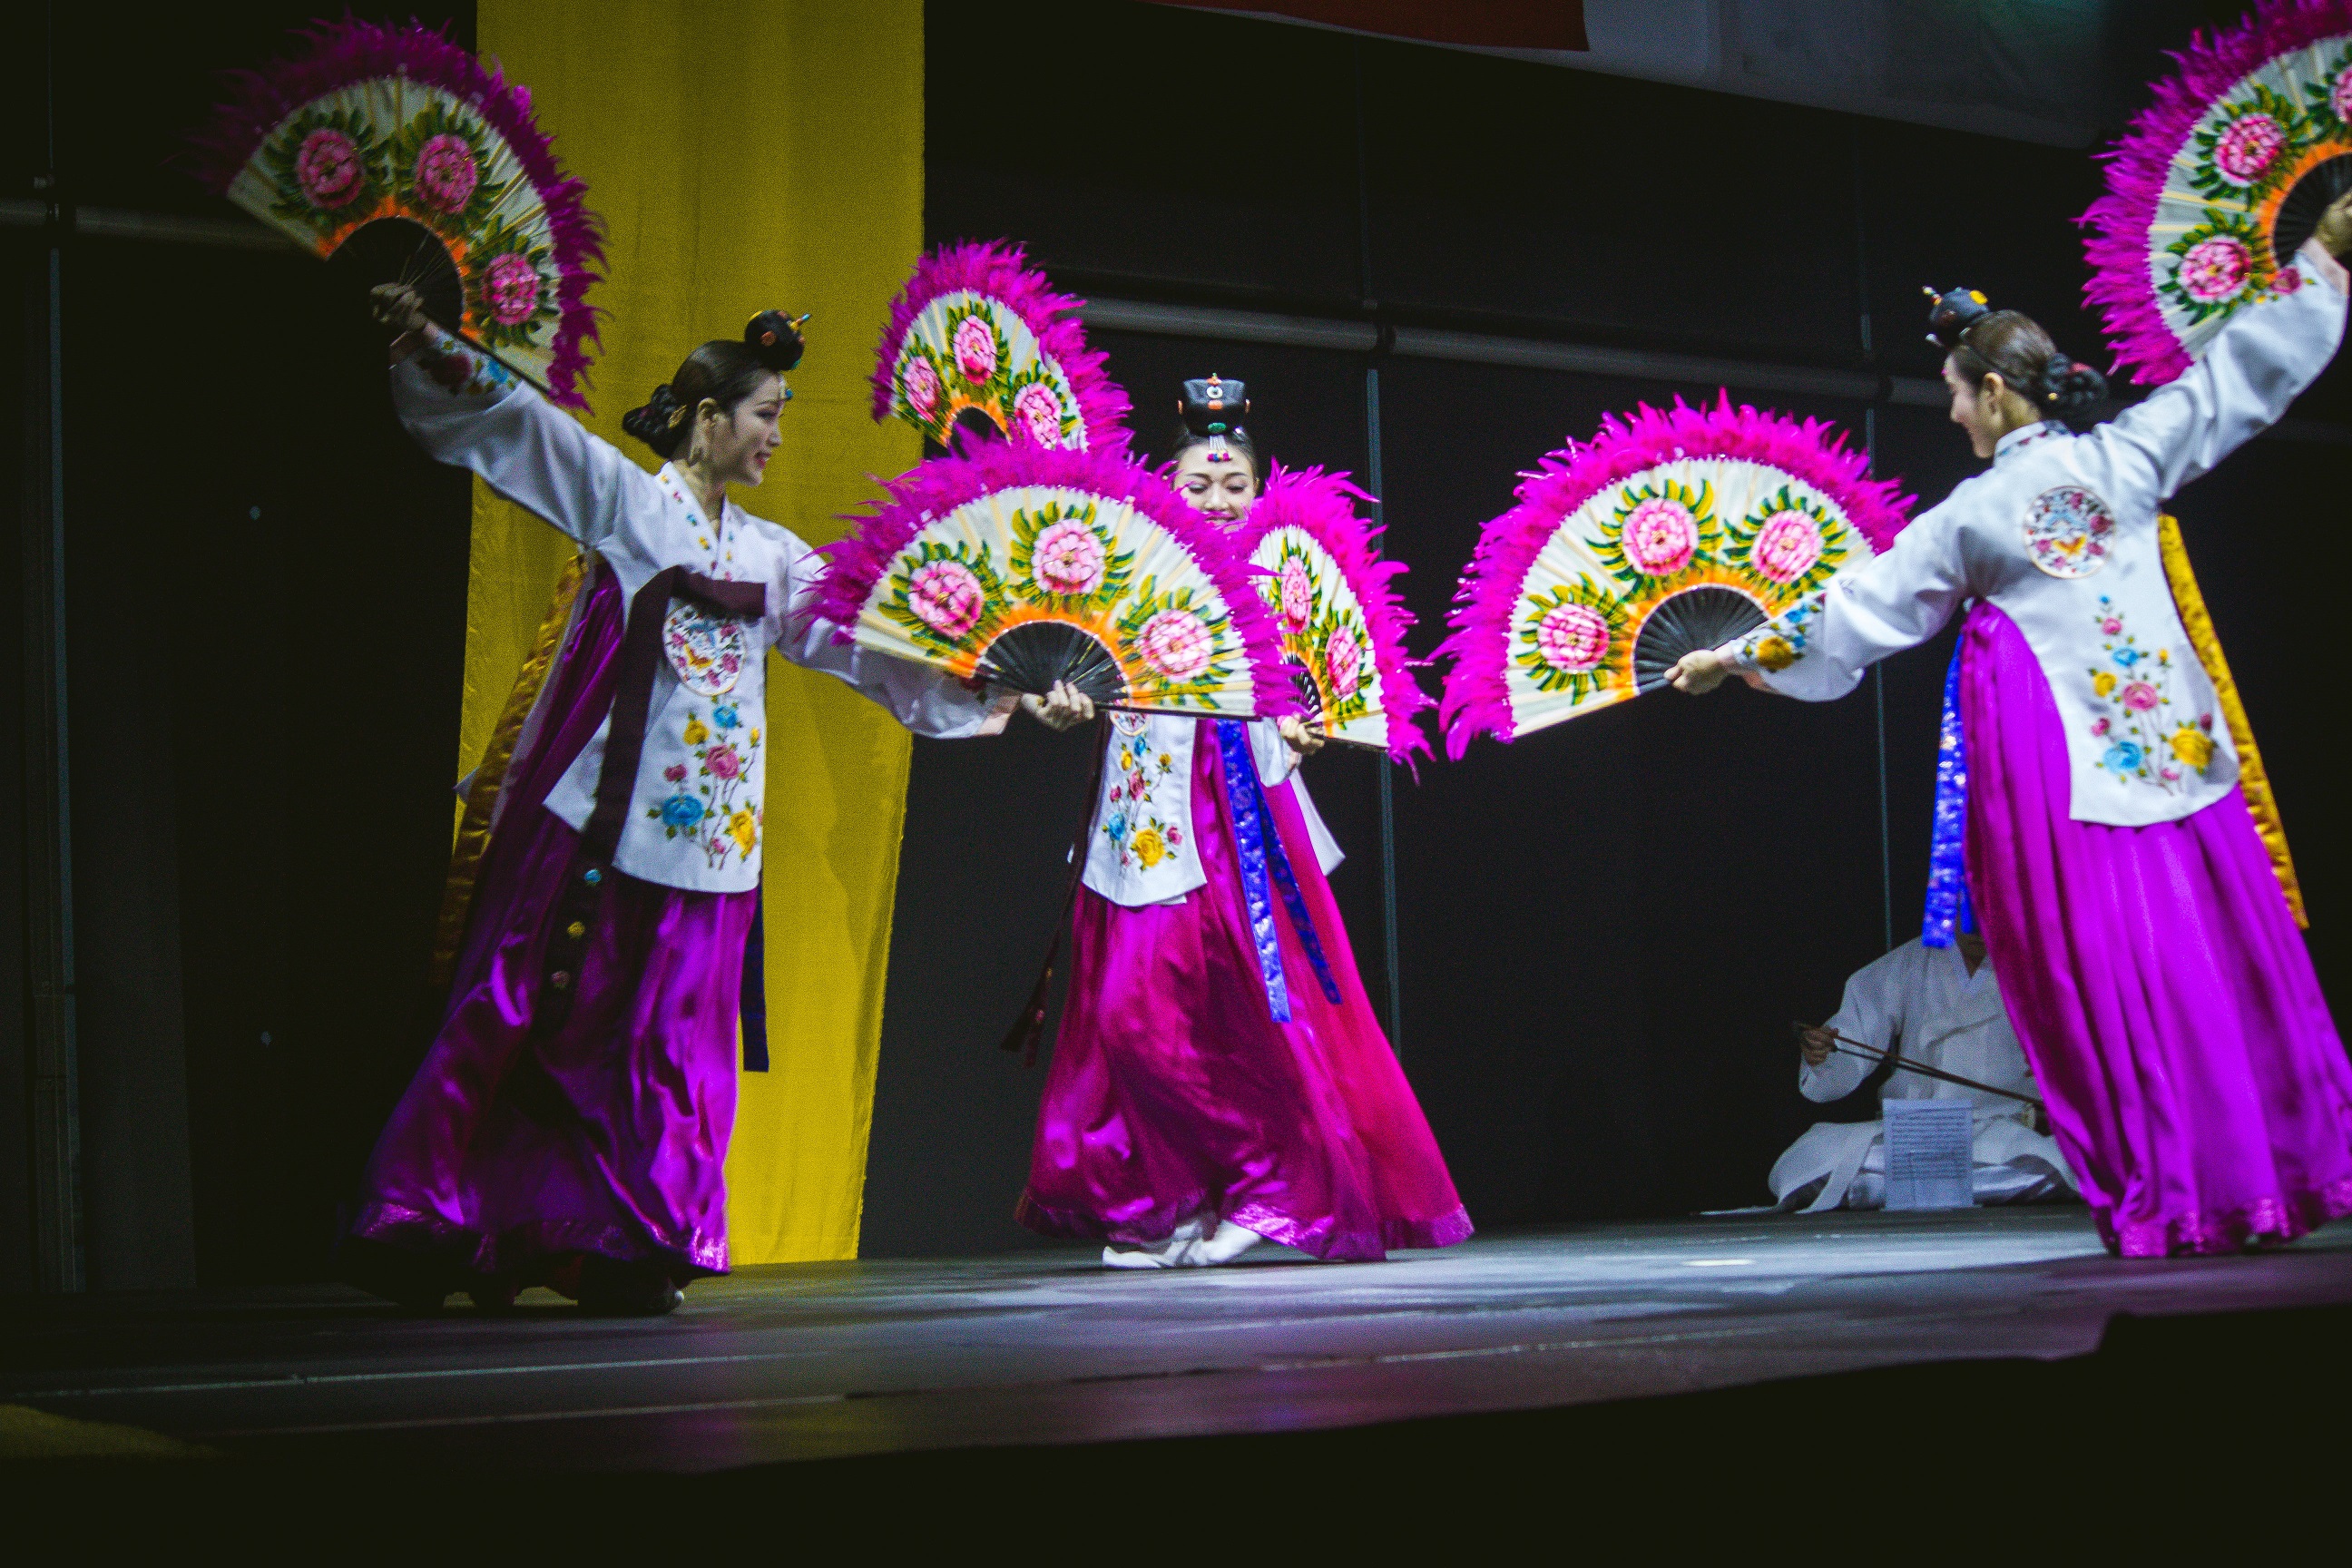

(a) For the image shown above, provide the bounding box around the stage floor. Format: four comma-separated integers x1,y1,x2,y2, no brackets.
11,1209,2352,1472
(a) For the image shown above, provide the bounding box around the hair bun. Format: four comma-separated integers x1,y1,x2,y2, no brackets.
2040,355,2108,418
622,383,687,457
744,309,808,372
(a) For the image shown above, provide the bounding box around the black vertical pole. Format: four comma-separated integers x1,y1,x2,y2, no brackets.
1854,124,1894,955
1355,41,1404,1057
24,0,83,1292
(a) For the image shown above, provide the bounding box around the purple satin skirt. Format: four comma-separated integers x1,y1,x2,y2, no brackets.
350,572,751,1283
1019,727,1473,1260
1961,602,2352,1257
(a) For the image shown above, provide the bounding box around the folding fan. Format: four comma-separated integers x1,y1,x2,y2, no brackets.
2084,0,2352,382
192,18,603,406
1436,396,1911,758
1240,467,1431,760
871,240,1130,450
818,440,1292,720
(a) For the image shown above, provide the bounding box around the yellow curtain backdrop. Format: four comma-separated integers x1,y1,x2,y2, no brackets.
462,0,926,1261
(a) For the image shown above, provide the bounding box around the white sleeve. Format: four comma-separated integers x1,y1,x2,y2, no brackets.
1800,949,1907,1102
390,355,642,561
1725,500,1969,702
765,534,1005,739
1249,718,1298,787
2089,239,2347,502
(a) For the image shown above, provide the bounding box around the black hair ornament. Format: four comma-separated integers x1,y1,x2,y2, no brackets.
747,309,811,397
1180,374,1250,463
1922,284,1992,350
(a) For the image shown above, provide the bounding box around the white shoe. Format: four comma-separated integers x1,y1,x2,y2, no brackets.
1101,1210,1210,1269
1198,1219,1264,1266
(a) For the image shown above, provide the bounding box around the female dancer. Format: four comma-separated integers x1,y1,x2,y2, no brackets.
1673,199,2352,1257
346,283,1037,1312
1018,378,1472,1267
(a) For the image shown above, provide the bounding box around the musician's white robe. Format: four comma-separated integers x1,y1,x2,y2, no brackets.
1769,938,2077,1210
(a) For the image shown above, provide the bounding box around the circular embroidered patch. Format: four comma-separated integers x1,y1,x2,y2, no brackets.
2022,486,2117,579
662,601,748,697
1111,710,1150,738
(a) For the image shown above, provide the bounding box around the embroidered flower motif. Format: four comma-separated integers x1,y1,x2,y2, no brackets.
659,792,703,829
712,703,740,730
1132,825,1168,868
2119,681,2160,711
2091,716,2112,737
2277,266,2306,296
1138,609,1212,679
2092,670,2118,698
1749,511,1825,585
2103,740,2144,771
2170,727,2215,769
902,353,942,420
2023,486,2118,579
1752,633,1797,672
2112,647,2140,668
2211,113,2288,186
483,252,542,326
2177,236,2254,304
1012,380,1064,446
1031,520,1108,597
705,743,742,780
1326,624,1363,699
412,132,481,212
1535,603,1611,673
663,603,749,696
2084,597,2200,793
1279,557,1315,632
683,715,710,745
2099,617,2122,636
295,127,365,208
663,764,688,782
1621,496,1699,576
952,315,997,383
727,808,759,856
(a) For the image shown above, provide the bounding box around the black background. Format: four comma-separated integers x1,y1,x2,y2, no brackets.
5,1,2338,1286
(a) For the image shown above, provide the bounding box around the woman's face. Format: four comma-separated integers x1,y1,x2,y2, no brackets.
1944,357,2028,460
1173,446,1259,526
695,373,788,487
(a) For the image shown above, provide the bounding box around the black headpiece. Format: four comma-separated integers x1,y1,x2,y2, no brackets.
1922,285,1992,351
1179,374,1250,463
746,309,810,393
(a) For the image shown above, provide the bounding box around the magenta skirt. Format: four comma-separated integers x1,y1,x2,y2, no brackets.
1961,602,2352,1256
351,572,751,1284
1019,726,1473,1260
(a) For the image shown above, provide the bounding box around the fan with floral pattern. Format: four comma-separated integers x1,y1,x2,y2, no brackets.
818,439,1291,720
1240,466,1431,760
1436,396,1911,758
192,18,603,406
2084,0,2352,383
871,240,1130,450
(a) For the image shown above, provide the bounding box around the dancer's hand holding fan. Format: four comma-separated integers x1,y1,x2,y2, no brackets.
1240,467,1432,760
818,441,1294,720
872,240,1130,450
191,18,603,407
1436,396,1909,756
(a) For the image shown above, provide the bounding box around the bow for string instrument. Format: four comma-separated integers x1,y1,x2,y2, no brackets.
1789,1021,2047,1112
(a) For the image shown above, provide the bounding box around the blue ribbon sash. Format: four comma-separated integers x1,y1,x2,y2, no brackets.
1923,636,1975,948
1215,720,1343,1022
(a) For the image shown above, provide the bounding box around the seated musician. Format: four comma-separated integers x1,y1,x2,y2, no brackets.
1769,931,2077,1211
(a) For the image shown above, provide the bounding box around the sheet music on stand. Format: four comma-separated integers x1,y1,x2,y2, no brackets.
1883,1100,1975,1210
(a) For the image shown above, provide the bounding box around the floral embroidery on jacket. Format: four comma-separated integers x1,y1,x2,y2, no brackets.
1732,591,1823,673
646,703,764,868
416,334,514,400
1098,715,1185,871
2024,485,2117,579
2083,595,2213,792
